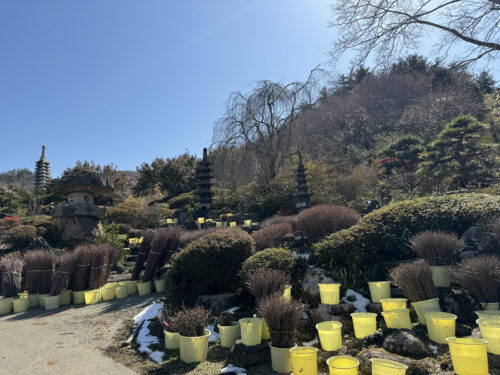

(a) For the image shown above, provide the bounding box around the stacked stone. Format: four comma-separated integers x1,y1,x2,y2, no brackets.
34,145,51,188
195,148,213,218
295,151,311,212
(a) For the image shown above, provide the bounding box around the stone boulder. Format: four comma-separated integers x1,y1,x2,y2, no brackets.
301,266,335,296
356,348,440,375
383,330,429,358
196,293,235,315
228,341,271,368
460,225,498,258
439,288,479,323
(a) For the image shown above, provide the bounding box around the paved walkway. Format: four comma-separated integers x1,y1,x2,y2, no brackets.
0,293,160,375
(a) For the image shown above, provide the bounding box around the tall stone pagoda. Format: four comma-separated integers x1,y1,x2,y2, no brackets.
295,151,311,212
34,145,51,188
194,148,213,218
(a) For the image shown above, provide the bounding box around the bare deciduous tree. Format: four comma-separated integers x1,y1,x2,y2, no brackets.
330,0,500,66
212,69,323,182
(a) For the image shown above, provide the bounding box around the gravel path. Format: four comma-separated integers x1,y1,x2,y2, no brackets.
0,293,161,375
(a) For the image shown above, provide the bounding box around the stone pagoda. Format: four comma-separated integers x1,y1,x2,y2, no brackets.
34,145,51,188
295,151,311,212
194,148,213,218
52,170,113,246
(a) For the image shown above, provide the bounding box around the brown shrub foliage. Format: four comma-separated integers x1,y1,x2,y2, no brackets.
389,261,437,302
0,256,24,298
410,230,464,265
246,268,290,303
170,306,209,337
252,222,293,250
23,250,55,294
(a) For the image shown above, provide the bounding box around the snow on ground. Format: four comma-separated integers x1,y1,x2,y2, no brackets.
206,324,220,342
136,320,165,363
133,301,164,327
221,364,247,374
342,289,370,312
293,251,310,260
428,344,438,354
303,337,319,346
224,306,241,313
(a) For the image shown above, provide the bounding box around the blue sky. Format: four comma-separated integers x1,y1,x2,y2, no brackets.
0,1,497,177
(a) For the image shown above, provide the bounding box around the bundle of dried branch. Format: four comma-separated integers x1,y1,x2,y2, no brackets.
389,261,437,303
88,245,110,289
246,268,290,303
132,230,154,280
451,255,500,303
410,231,464,265
0,256,24,298
71,246,94,292
50,252,77,296
258,293,303,348
23,250,55,294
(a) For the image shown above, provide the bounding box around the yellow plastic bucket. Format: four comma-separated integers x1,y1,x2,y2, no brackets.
283,285,292,301
18,292,28,299
290,346,318,375
197,217,205,224
430,266,451,288
411,297,441,325
477,318,500,355
164,330,180,349
370,358,408,375
44,295,60,310
351,313,377,339
59,289,72,305
100,285,115,301
380,298,407,312
27,293,39,308
178,329,210,363
318,283,341,305
126,280,138,295
476,310,500,319
316,321,342,351
230,221,237,227
239,318,262,346
446,337,489,375
368,281,391,303
327,355,359,375
84,289,101,305
72,290,85,305
381,309,412,330
137,281,152,296
0,297,13,315
115,283,128,299
270,344,296,373
480,302,499,310
154,278,167,293
13,298,29,313
218,324,240,348
425,312,456,344
38,293,49,308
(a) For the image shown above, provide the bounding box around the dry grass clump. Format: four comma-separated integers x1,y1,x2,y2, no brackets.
450,256,500,303
50,252,77,296
23,250,55,294
252,222,293,250
295,204,360,242
217,312,235,326
0,256,24,297
142,227,184,282
389,261,437,302
71,246,93,292
179,228,218,248
257,293,303,348
410,230,464,265
246,268,290,303
170,306,209,337
132,230,155,281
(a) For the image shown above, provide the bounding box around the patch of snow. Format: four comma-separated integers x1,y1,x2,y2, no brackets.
302,312,308,319
341,289,369,312
136,320,164,363
206,324,220,342
293,251,310,260
221,364,247,374
224,306,240,313
302,337,319,346
428,344,438,354
133,301,164,327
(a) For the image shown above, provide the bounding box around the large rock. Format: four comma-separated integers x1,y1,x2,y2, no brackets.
439,288,478,323
383,330,429,358
301,267,335,295
356,348,440,375
196,293,235,315
228,341,271,368
460,225,498,257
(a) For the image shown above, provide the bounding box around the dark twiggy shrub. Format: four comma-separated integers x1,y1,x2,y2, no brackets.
489,217,500,244
410,231,464,265
246,268,290,303
23,250,55,294
170,306,209,337
218,312,235,326
88,245,113,289
158,305,179,332
389,261,437,303
0,256,24,297
179,228,217,248
71,246,93,292
258,293,303,348
450,256,500,303
50,252,77,296
296,205,360,243
132,230,155,281
252,222,293,250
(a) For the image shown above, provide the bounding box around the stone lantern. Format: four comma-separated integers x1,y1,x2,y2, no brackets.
52,170,113,246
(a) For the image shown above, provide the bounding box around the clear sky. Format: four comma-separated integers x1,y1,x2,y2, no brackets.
0,0,335,176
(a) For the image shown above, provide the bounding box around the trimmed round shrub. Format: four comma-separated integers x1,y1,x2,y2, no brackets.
316,193,500,288
20,215,63,247
7,225,37,249
118,223,133,234
240,247,296,280
295,205,360,242
170,228,254,300
167,191,197,209
252,222,293,250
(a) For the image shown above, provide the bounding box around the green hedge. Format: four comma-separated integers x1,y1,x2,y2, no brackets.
169,228,255,302
316,193,500,288
240,247,296,280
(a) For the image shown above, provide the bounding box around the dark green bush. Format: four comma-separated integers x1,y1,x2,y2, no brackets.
316,193,500,288
7,225,37,249
240,247,295,280
20,215,63,247
169,228,254,302
167,191,197,210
